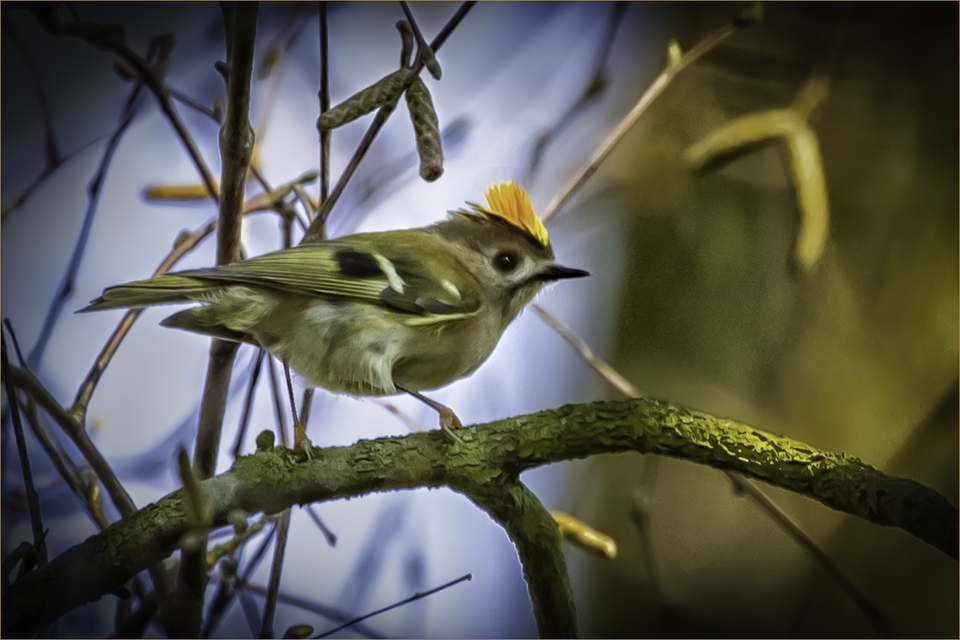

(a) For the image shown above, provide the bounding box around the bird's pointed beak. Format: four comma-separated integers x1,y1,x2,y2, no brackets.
536,264,591,281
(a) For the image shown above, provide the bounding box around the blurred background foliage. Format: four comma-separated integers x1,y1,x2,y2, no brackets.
574,2,958,636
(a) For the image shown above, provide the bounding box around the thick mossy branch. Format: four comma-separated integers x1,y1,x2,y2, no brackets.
3,397,957,637
467,482,578,638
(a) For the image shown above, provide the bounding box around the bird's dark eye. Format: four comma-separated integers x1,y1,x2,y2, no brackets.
493,250,520,273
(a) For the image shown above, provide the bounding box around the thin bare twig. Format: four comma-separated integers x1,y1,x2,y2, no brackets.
242,169,315,229
541,14,744,222
241,585,384,639
369,397,427,433
72,217,218,415
27,81,145,370
200,578,234,639
233,349,266,460
727,474,892,636
314,574,472,638
239,521,279,578
531,304,641,397
525,2,627,182
0,135,109,223
0,13,70,221
293,184,318,221
1,330,48,569
15,393,97,526
169,86,222,122
259,508,291,638
253,3,311,171
303,505,336,546
5,359,170,607
225,523,279,635
207,514,278,568
4,14,62,164
4,322,114,534
114,591,159,639
318,1,330,204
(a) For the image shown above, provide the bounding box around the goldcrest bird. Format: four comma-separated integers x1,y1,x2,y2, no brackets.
81,181,588,440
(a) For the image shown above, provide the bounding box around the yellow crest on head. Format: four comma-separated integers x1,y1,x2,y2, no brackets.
483,181,549,247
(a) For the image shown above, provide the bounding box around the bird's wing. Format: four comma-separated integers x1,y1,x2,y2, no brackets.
176,232,482,322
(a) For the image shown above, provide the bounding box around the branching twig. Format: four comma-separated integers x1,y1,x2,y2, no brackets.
220,521,279,636
34,7,221,201
7,366,136,517
4,361,170,610
207,513,276,568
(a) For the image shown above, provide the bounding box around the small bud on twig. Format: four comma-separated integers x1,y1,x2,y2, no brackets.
283,624,314,639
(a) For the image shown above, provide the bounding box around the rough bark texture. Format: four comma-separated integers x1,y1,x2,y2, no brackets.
3,397,956,638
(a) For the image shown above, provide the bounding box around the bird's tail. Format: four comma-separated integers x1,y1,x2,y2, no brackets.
78,275,218,312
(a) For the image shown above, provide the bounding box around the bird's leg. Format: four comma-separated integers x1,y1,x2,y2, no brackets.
396,384,464,443
284,361,313,460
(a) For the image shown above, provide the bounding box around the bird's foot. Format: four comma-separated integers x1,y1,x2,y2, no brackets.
438,408,464,444
294,421,313,461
